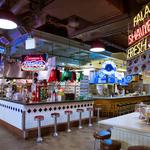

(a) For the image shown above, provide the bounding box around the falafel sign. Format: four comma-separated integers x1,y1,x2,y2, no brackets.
21,55,46,71
127,3,150,60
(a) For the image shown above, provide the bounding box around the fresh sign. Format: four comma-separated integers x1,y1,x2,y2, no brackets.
127,37,149,60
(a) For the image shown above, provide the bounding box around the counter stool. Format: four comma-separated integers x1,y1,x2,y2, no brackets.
128,146,150,150
51,112,60,137
95,107,102,123
77,109,84,129
64,110,73,132
93,130,111,150
34,115,44,143
100,139,121,150
87,107,93,127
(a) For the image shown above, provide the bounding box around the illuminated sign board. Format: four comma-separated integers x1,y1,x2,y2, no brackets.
127,2,150,60
21,54,46,71
0,46,5,54
102,61,117,75
133,4,150,27
127,37,149,60
128,19,150,45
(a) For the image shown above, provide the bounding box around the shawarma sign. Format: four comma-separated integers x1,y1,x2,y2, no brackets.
127,3,150,60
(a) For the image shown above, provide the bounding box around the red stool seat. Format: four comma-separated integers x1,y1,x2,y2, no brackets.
128,146,150,150
65,110,73,114
34,115,44,121
51,112,60,117
77,109,84,112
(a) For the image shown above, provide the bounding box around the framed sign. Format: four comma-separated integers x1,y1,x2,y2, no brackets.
21,54,46,71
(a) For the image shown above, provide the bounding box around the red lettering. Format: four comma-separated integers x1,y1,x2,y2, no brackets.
128,19,150,45
128,34,134,45
146,19,150,32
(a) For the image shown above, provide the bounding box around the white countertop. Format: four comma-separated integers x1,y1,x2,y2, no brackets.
99,112,150,134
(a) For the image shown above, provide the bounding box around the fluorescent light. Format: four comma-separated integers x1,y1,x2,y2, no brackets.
0,19,17,29
90,47,105,52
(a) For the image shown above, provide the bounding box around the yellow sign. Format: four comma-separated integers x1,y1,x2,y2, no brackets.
143,71,150,84
127,37,149,60
133,4,150,27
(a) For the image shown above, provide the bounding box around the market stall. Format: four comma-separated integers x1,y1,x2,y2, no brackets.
0,98,93,138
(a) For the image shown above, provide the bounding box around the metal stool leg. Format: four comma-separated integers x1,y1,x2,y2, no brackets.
67,113,71,132
79,112,82,129
94,139,96,150
97,108,100,123
88,110,92,127
36,120,43,143
94,139,101,150
53,116,58,137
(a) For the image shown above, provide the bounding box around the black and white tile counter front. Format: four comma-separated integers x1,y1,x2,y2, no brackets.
0,99,94,139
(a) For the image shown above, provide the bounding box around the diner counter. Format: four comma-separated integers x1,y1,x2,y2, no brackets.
0,97,93,105
94,95,150,117
93,94,150,100
0,98,94,139
99,112,150,149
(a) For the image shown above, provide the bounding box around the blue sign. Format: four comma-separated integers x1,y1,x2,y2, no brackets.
0,46,5,54
97,71,107,84
125,75,132,83
102,61,117,75
108,74,115,83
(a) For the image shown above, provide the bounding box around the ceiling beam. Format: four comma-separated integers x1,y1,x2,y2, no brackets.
71,14,130,41
106,0,124,13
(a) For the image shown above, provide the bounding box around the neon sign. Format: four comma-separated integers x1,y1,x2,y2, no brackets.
127,37,149,60
133,4,150,27
127,2,150,60
21,55,46,71
128,19,150,45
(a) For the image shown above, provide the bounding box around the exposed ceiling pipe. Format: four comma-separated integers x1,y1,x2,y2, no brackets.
100,39,126,52
10,0,29,15
71,14,129,37
0,0,5,7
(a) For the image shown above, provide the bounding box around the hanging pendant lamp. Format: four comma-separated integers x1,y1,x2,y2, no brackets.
90,40,105,52
0,9,18,29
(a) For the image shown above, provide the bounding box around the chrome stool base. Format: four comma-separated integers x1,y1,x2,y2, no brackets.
88,123,93,127
36,137,43,143
67,129,72,133
78,125,83,129
53,132,59,137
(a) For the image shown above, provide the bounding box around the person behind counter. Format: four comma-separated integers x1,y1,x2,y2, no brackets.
11,84,23,101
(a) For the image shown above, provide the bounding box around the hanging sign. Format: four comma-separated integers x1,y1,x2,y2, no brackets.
133,3,150,27
127,37,149,60
128,19,150,45
127,2,150,60
21,54,46,71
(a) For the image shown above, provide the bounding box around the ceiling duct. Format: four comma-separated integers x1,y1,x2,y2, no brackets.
4,60,32,79
100,39,126,52
10,0,29,15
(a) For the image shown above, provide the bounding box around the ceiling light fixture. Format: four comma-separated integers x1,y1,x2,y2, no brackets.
90,41,105,52
0,9,18,29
